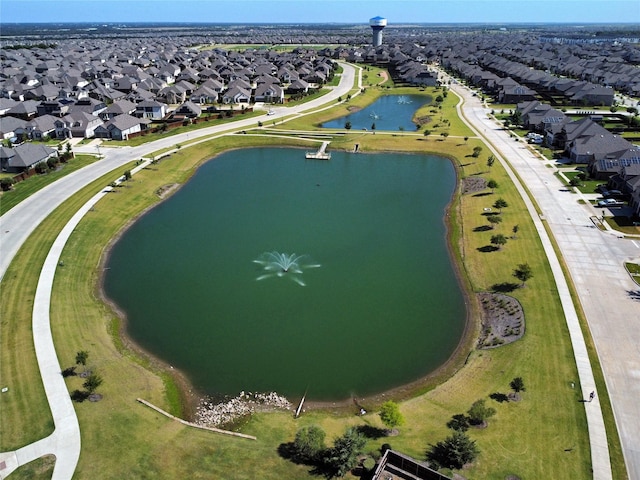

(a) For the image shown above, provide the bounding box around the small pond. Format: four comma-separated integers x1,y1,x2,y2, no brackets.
321,94,431,131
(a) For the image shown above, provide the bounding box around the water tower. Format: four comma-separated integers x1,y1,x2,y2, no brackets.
369,16,387,47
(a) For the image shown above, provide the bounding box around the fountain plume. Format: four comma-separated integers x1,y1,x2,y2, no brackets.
253,251,320,286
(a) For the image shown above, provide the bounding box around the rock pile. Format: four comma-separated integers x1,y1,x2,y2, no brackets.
195,391,292,427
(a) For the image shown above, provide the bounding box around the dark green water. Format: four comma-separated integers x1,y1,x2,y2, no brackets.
104,148,466,401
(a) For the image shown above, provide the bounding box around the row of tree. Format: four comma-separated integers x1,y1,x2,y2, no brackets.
63,350,104,403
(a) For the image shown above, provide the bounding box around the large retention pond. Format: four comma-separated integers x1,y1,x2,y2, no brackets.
104,148,466,401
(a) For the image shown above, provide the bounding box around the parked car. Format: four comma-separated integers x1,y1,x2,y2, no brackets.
597,198,624,207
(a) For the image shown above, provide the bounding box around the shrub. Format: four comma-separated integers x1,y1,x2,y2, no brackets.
426,431,479,470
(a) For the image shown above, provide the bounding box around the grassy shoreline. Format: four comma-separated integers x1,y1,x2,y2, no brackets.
0,85,618,478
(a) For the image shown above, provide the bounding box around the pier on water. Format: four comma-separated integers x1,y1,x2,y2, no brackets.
305,141,331,160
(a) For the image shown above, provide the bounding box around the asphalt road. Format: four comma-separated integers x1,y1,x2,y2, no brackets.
450,77,640,480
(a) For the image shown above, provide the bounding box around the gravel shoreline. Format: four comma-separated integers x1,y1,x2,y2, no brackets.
195,391,293,427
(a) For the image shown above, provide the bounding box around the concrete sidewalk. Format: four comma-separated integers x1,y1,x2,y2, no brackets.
450,80,614,480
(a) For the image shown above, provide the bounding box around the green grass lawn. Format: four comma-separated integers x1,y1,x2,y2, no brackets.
0,155,97,215
560,171,605,194
0,77,626,479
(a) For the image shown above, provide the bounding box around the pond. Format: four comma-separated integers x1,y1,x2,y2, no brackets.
321,94,431,131
103,147,466,401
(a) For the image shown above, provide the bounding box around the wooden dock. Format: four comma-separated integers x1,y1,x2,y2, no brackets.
305,141,331,160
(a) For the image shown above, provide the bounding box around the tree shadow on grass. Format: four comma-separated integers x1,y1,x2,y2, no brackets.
478,245,499,253
490,392,510,403
491,282,520,293
355,424,387,439
473,225,492,232
473,192,493,197
278,443,333,477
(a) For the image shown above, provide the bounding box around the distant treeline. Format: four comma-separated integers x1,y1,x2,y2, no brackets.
4,43,57,50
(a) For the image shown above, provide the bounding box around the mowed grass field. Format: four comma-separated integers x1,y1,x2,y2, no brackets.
1,75,626,479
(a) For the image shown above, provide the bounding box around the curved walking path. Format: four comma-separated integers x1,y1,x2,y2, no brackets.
445,72,640,479
0,64,359,479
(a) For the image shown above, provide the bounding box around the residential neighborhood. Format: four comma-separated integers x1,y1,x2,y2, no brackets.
2,18,640,480
2,24,638,213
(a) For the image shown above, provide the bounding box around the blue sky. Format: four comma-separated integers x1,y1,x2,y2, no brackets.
1,0,638,24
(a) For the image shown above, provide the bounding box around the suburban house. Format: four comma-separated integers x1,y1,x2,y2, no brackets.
0,116,28,140
100,99,137,120
173,101,202,118
254,83,284,104
54,111,103,138
94,114,151,140
221,85,251,104
516,101,567,131
0,143,57,173
135,100,167,120
498,84,537,103
19,114,58,140
589,150,640,180
190,85,218,104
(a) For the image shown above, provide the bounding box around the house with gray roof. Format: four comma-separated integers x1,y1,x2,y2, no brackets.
55,111,103,138
101,100,137,120
94,113,150,140
174,101,202,118
0,116,28,140
19,114,58,140
135,100,168,120
254,83,284,104
0,143,57,173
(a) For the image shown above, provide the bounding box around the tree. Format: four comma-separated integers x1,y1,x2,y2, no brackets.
423,129,431,137
426,431,479,470
472,146,483,158
490,234,507,250
446,414,469,432
513,263,533,287
379,401,404,431
569,176,582,187
487,179,498,193
123,170,132,181
487,215,502,229
83,373,103,393
440,131,449,139
512,224,519,239
293,425,326,463
75,350,89,369
493,198,508,213
511,109,522,126
323,427,367,477
467,399,496,426
510,377,526,393
344,121,352,130
1,177,15,191
371,122,376,132
464,136,469,143
487,154,495,169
